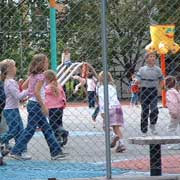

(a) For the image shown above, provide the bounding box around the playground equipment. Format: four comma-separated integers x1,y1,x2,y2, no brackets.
57,62,98,86
145,24,180,107
49,0,66,71
49,0,66,13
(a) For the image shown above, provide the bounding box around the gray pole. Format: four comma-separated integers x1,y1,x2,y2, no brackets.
19,31,23,77
19,18,23,77
101,0,112,179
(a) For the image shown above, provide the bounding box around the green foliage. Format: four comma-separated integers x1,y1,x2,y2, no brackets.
0,0,179,84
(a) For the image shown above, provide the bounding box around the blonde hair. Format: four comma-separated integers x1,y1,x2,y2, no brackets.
98,71,115,86
2,59,15,67
0,59,16,80
44,70,59,96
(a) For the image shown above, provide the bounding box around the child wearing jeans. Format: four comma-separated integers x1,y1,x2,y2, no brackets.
10,54,66,160
87,73,97,108
0,59,28,155
97,71,126,153
44,70,69,147
165,76,180,149
61,48,72,68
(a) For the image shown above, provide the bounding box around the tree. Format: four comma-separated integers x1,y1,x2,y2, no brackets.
107,0,152,84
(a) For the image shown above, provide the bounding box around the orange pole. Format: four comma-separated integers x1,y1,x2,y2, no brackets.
160,54,166,107
49,0,56,8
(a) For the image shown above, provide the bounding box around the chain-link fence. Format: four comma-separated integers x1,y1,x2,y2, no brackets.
0,0,180,180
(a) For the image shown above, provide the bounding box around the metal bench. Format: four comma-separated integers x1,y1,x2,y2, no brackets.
128,136,180,176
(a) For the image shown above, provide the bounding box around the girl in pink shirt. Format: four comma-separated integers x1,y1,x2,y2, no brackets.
44,70,69,147
165,76,180,149
11,54,66,160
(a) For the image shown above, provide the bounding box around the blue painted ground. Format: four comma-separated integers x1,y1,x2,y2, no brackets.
0,161,129,180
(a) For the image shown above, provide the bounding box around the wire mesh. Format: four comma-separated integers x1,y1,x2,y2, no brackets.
0,0,180,179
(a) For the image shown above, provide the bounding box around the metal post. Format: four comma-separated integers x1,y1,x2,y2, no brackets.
19,31,23,77
101,0,112,179
50,7,57,71
150,144,162,176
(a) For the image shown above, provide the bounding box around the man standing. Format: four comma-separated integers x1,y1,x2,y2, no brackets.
136,53,164,135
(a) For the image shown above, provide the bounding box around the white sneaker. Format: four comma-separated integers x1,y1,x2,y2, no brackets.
168,144,180,150
150,124,158,135
10,153,32,160
22,152,32,160
142,133,148,137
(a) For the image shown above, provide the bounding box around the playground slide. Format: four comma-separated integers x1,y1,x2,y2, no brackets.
57,62,79,79
57,65,67,79
57,62,98,86
60,62,84,86
58,63,81,83
56,63,63,72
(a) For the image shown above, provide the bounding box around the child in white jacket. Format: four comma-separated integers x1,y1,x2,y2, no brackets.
165,76,180,149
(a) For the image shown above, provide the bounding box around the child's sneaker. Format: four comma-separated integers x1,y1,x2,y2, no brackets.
9,153,32,160
142,133,148,137
51,152,66,160
61,135,68,146
115,144,126,153
168,144,180,150
110,136,119,148
150,124,158,135
0,145,9,157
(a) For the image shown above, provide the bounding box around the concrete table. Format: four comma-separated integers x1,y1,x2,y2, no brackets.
128,136,180,176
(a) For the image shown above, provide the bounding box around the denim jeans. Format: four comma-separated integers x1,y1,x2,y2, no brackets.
130,93,139,105
49,108,69,142
1,109,26,151
11,101,62,156
140,87,159,133
92,106,100,120
88,91,96,108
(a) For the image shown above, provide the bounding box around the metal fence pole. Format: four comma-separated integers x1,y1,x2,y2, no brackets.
100,0,112,179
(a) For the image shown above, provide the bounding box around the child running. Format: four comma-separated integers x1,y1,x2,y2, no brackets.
10,54,66,160
0,59,29,155
97,71,126,153
165,76,180,149
44,70,69,147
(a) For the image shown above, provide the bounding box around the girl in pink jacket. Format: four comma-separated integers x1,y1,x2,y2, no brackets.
44,70,69,147
165,76,180,149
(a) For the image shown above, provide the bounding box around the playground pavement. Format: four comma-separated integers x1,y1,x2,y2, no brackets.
2,101,180,180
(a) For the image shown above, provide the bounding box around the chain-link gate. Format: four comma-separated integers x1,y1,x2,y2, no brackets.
0,0,180,180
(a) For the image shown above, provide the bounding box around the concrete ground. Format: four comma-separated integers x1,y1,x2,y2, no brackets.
1,103,180,180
